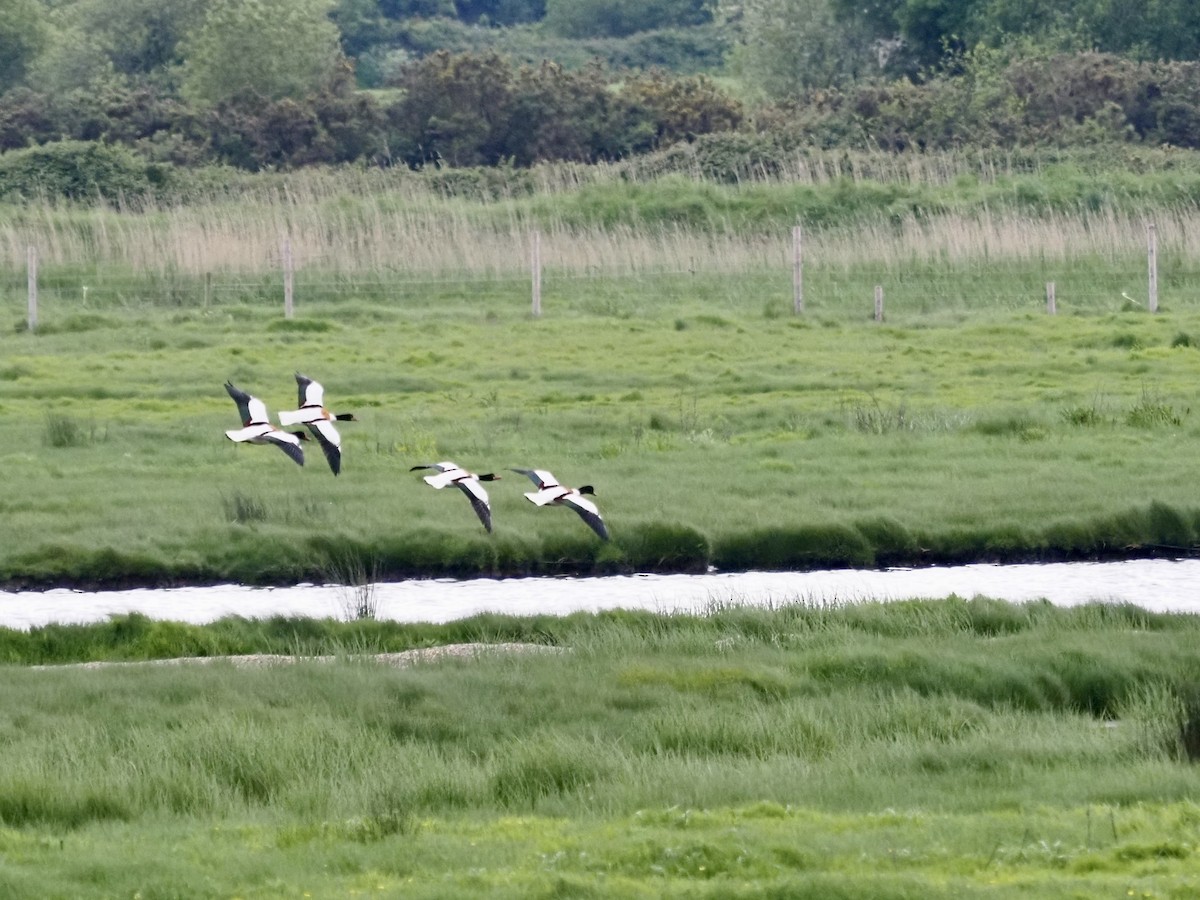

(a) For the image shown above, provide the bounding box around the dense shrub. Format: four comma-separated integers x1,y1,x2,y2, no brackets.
386,21,727,75
762,51,1200,153
386,51,741,167
0,140,173,201
193,83,388,170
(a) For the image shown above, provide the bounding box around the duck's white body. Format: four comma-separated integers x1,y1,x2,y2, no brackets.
412,461,499,533
277,373,354,475
224,382,305,467
510,468,609,540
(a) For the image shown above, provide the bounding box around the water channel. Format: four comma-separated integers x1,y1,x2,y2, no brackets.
2,558,1199,630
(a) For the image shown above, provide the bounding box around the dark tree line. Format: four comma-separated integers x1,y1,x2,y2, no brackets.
0,54,743,173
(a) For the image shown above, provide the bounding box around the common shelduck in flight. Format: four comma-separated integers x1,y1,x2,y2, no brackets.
410,461,500,533
224,381,307,466
510,468,609,540
277,373,356,475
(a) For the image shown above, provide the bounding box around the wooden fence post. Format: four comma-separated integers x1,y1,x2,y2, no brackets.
282,237,294,319
531,229,542,317
1046,281,1056,315
792,225,803,315
26,245,37,332
1147,223,1158,313
874,284,884,322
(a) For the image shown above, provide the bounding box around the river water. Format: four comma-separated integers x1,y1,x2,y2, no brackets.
2,558,1199,630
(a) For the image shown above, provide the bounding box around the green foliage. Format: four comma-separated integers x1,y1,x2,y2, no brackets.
0,0,49,93
0,140,172,201
453,0,546,25
387,52,740,166
543,0,710,38
729,0,883,94
181,0,345,107
197,82,388,170
621,70,743,145
20,0,208,93
381,21,728,79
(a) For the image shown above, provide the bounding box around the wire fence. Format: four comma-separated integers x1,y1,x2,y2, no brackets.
4,225,1199,330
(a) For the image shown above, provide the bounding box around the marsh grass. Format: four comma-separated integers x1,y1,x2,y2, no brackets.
41,413,101,448
1125,391,1184,428
220,490,267,524
1,601,1200,895
322,551,382,621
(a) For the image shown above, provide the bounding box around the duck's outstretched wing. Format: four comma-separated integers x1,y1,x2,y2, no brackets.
307,419,342,475
264,430,305,466
510,468,559,490
455,479,493,533
412,462,463,488
225,381,254,425
562,494,608,540
295,372,324,408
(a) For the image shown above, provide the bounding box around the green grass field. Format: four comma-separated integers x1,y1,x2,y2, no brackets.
1,601,1200,897
4,156,1200,896
2,266,1200,586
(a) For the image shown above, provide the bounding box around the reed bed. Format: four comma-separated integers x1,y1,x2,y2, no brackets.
5,150,1200,280
3,207,1198,311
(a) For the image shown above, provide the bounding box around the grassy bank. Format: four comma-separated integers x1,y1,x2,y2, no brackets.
1,600,1199,896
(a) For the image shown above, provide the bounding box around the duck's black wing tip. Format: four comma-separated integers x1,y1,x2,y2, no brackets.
274,437,305,467
306,423,341,475
294,372,315,406
456,481,494,533
224,382,252,422
569,503,609,541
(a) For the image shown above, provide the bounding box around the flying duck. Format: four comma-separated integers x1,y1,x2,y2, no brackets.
277,373,356,475
411,462,500,533
510,468,609,540
224,381,307,466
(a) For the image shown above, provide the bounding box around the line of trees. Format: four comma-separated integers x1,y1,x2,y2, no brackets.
5,0,1200,190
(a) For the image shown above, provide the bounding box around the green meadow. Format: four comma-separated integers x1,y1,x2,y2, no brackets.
3,158,1200,896
3,260,1200,585
4,155,1200,585
2,601,1200,896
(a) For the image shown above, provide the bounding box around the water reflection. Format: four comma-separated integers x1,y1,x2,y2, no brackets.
2,558,1198,631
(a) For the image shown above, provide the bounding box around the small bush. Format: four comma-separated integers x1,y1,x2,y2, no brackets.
0,140,170,202
42,414,99,448
1061,404,1107,427
1126,397,1182,428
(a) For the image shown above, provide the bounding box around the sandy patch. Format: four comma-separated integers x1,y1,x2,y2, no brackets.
30,642,564,670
